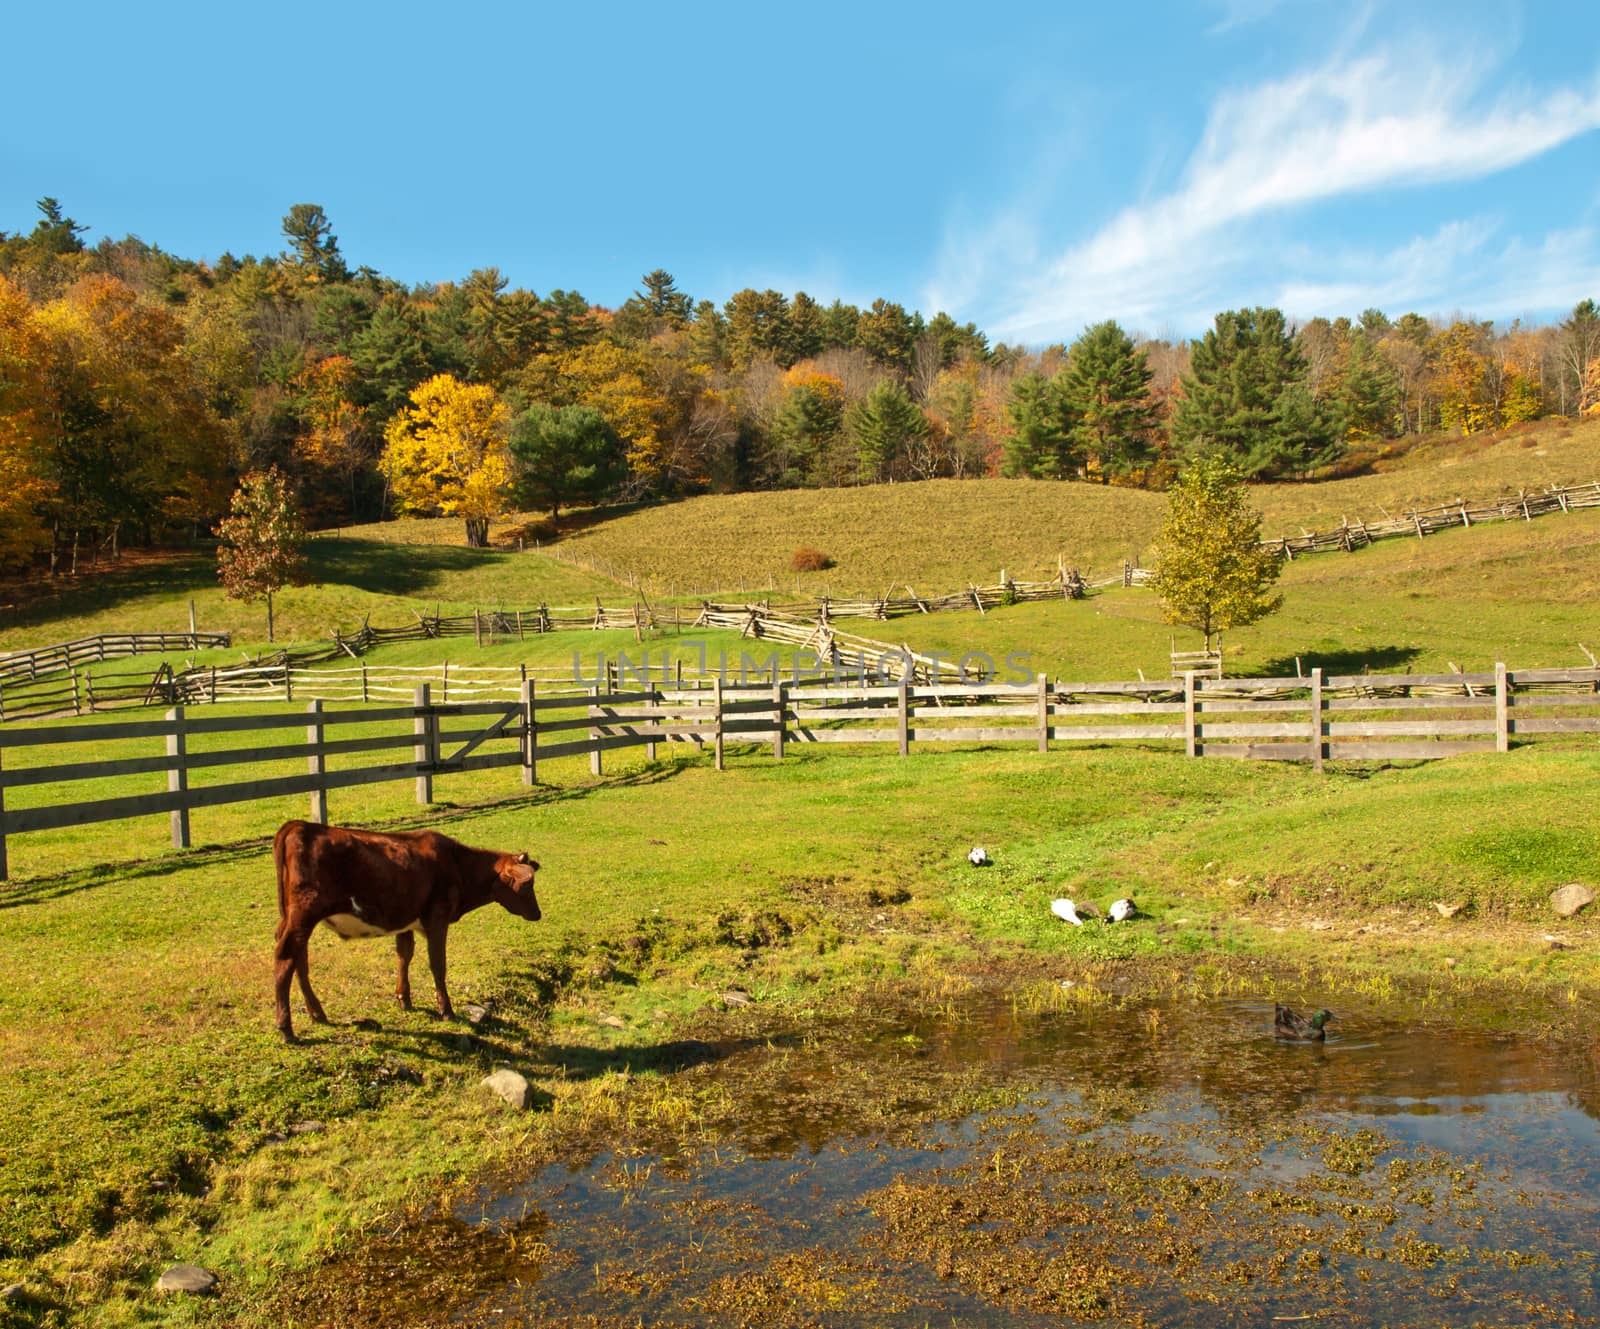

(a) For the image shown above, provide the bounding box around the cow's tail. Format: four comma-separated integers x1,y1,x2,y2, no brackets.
273,821,293,920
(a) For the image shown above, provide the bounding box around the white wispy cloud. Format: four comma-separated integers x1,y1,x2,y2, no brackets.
933,33,1600,341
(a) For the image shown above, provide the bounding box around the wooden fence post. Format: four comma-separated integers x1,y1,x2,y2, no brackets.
713,677,725,771
361,663,368,704
772,680,786,760
521,678,536,786
1037,674,1050,753
1495,662,1510,753
590,686,603,777
897,681,910,756
0,740,8,882
646,682,659,763
72,670,81,716
306,700,328,823
1310,667,1324,772
1184,671,1198,758
166,706,190,849
474,609,482,648
414,684,433,804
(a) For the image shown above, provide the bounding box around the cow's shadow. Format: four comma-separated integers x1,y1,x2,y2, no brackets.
323,1022,790,1119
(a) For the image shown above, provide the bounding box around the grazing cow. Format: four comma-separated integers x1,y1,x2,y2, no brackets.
273,820,540,1040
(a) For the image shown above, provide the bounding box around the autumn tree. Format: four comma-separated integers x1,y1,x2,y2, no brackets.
33,275,229,565
294,355,373,518
0,275,50,567
1150,454,1282,652
216,466,308,642
379,373,511,546
506,404,626,516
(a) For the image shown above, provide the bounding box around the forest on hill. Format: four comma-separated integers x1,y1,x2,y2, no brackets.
2,197,1599,570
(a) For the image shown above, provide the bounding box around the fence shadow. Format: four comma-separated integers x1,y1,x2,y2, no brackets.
0,763,688,912
1255,646,1423,677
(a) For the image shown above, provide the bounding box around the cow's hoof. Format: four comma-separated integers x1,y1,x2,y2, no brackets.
278,1027,299,1045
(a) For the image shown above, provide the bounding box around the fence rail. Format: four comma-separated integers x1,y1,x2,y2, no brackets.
0,633,230,687
2,665,1596,880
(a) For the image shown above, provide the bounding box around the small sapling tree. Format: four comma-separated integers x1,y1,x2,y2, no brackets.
216,466,308,642
1150,454,1283,653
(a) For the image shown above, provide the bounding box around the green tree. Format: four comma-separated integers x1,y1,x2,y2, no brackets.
1001,372,1068,478
28,198,88,256
1149,454,1283,651
281,204,347,283
1058,321,1158,481
1172,307,1339,478
215,466,308,642
848,379,926,483
856,298,917,374
507,403,626,516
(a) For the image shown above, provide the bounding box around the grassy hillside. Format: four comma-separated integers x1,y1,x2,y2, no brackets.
546,480,1167,596
1252,416,1600,533
891,505,1600,679
0,540,628,654
529,416,1600,597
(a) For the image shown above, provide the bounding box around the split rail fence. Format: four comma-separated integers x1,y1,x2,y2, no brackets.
2,665,1596,880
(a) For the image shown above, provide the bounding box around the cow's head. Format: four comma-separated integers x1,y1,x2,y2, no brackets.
494,851,542,921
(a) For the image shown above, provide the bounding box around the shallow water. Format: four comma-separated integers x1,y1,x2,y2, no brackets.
455,994,1600,1326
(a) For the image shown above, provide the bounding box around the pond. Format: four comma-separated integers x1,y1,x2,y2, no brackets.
433,992,1600,1325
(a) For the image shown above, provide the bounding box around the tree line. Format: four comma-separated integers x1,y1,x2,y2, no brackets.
2,197,1599,565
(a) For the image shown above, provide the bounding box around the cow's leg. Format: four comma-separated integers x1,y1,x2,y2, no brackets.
273,920,299,1040
423,919,454,1020
395,930,415,1010
274,921,328,1037
281,921,330,1028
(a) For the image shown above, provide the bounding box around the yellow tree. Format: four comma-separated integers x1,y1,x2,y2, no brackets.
1582,356,1600,416
294,355,372,518
380,374,510,546
0,275,50,568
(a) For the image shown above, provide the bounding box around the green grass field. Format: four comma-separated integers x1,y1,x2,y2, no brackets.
3,737,1596,1323
2,416,1598,1324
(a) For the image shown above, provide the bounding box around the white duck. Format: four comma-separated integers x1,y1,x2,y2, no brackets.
968,847,991,867
1050,898,1086,926
1107,898,1137,923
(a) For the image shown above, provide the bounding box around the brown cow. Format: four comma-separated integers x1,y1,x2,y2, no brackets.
273,820,540,1040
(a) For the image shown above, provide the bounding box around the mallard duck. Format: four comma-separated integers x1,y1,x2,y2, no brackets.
1274,1004,1334,1041
1107,898,1137,923
968,846,991,866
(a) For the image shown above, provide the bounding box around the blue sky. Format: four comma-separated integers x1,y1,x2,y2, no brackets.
4,0,1598,341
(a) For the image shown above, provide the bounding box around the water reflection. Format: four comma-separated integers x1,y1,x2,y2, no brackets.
460,994,1600,1326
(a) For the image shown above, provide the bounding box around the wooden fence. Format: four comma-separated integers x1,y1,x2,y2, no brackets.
2,665,1596,880
1263,480,1600,559
0,633,230,686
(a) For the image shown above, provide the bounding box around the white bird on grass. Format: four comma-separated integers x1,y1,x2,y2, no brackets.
968,847,990,866
1051,898,1086,926
1107,898,1137,923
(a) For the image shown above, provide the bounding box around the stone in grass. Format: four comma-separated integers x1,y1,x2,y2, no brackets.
481,1068,534,1110
1550,883,1595,918
157,1264,218,1295
2,1283,30,1304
